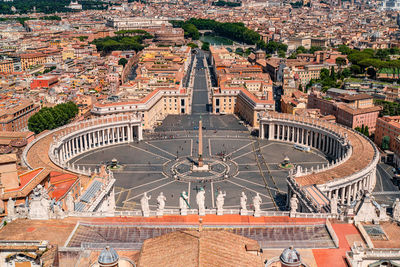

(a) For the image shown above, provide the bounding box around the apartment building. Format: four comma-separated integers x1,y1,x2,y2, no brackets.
375,116,400,168
0,59,14,74
20,53,47,71
308,91,381,132
0,101,40,132
210,46,274,127
91,46,192,129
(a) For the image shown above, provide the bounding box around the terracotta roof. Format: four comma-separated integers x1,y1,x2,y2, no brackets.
340,93,372,101
3,168,47,199
337,104,382,115
48,171,79,201
137,230,263,267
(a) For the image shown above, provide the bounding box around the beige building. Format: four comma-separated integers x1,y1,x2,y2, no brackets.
92,46,192,129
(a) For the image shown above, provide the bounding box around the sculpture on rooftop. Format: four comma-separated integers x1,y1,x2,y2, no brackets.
140,192,151,217
240,192,247,215
66,191,75,212
290,194,298,217
216,190,226,215
393,198,400,221
179,191,189,215
196,188,206,216
7,198,16,219
28,184,51,220
330,194,338,215
157,192,166,216
253,193,262,217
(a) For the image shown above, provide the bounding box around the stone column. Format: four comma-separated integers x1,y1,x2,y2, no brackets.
314,132,318,148
85,134,88,150
269,123,274,140
66,140,70,158
291,126,294,142
89,132,92,149
260,123,264,139
346,185,351,205
79,135,83,153
127,125,132,142
72,138,76,156
278,124,281,140
138,125,143,140
122,126,126,141
59,148,63,163
341,187,345,204
102,129,105,145
284,125,287,141
117,126,121,142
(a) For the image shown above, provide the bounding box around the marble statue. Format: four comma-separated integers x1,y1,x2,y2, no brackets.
140,192,151,217
330,195,338,215
196,189,206,216
393,198,400,221
29,185,51,220
379,205,388,221
216,191,226,215
7,198,15,219
66,192,75,212
240,192,247,215
157,192,166,216
253,193,262,217
179,191,189,215
52,202,65,219
290,194,298,217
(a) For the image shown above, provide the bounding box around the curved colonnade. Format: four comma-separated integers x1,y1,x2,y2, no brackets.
259,112,379,213
23,114,142,176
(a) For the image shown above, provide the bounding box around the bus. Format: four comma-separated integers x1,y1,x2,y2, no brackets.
293,144,311,152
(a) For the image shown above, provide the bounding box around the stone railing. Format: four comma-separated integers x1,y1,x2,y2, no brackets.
66,209,339,219
325,219,339,248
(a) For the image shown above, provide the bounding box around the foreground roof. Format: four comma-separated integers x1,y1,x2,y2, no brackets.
137,230,263,267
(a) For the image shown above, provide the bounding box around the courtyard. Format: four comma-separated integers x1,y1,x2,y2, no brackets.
70,117,329,212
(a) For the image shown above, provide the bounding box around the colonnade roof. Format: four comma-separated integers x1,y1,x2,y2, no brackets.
262,112,376,187
295,125,374,186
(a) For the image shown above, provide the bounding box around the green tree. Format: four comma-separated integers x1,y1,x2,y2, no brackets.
296,46,307,54
335,57,347,69
28,102,79,134
320,68,330,80
201,42,210,51
330,66,336,80
338,45,352,55
382,136,390,150
182,23,199,40
364,125,369,137
278,49,286,58
341,68,351,78
118,58,128,67
350,65,361,74
376,49,390,61
187,42,198,49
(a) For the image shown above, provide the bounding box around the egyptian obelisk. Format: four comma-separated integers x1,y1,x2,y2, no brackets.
198,117,203,167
